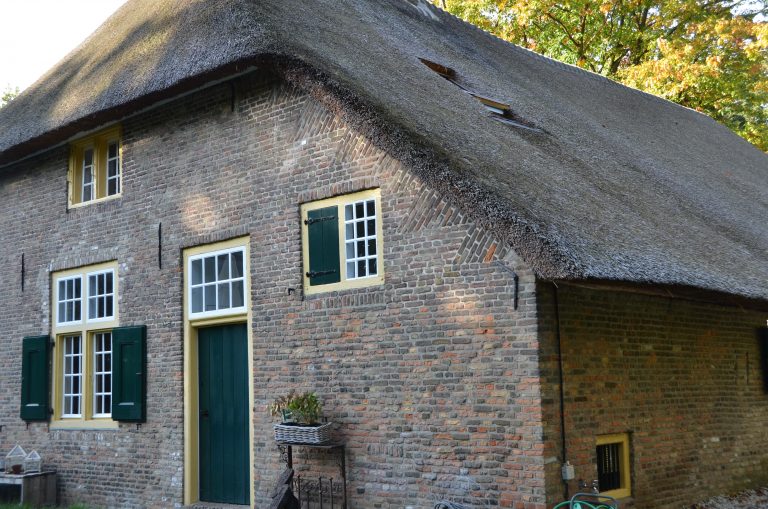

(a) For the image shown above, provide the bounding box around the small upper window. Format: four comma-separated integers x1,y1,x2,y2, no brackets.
188,247,246,317
596,433,631,499
69,127,122,207
301,189,384,295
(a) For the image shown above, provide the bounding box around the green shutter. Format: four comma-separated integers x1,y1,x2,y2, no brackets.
20,336,50,421
112,326,147,422
306,205,341,286
760,327,768,393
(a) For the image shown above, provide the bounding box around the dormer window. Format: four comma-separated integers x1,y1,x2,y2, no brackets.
69,126,122,207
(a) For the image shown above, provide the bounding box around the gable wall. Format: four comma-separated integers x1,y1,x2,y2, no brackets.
537,283,768,509
0,72,546,508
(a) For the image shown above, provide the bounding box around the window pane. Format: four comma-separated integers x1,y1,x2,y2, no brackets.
367,219,375,235
84,149,93,166
367,200,375,216
356,202,364,217
74,278,81,298
346,243,355,259
345,204,353,221
74,300,81,321
368,239,376,256
345,223,354,241
108,179,118,196
358,260,366,277
231,251,243,279
218,283,230,309
108,142,118,159
204,284,216,311
368,258,377,275
356,221,365,237
204,257,216,283
191,259,203,285
66,279,73,299
98,274,105,294
191,287,203,313
217,254,229,280
88,297,97,320
231,281,244,308
106,296,113,316
357,241,365,257
347,261,356,279
58,280,65,299
58,303,65,322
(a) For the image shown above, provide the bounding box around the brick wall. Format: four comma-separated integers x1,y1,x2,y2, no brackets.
537,283,768,509
0,72,547,508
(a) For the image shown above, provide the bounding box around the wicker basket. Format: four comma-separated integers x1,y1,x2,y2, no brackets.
273,422,334,444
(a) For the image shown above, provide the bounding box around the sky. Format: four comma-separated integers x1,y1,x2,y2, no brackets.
0,0,127,92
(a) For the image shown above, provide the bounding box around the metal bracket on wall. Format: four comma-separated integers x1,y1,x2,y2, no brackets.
493,261,519,310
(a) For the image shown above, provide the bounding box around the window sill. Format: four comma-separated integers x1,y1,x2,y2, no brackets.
50,419,119,430
68,194,121,210
303,275,385,296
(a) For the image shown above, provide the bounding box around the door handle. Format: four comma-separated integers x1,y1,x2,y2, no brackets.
201,410,209,418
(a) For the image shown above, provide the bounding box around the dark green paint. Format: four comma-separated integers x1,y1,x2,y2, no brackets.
20,336,50,421
307,205,340,286
112,326,146,422
198,323,250,505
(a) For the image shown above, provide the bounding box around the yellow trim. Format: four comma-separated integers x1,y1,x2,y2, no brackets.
596,433,632,499
301,188,385,295
50,261,120,430
68,125,122,208
183,236,253,506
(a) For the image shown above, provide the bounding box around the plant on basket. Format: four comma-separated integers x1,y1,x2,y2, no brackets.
270,390,334,444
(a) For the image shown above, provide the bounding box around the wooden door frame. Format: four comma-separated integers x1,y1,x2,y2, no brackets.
182,237,253,506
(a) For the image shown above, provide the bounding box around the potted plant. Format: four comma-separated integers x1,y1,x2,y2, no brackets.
270,391,334,444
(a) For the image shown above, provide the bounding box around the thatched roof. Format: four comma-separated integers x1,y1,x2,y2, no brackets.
1,0,766,301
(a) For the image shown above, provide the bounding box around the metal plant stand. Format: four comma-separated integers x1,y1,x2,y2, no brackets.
276,442,347,509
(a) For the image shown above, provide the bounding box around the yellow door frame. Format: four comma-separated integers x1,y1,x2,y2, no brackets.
182,237,254,506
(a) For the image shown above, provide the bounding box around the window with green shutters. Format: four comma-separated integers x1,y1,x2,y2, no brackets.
52,262,118,427
301,189,384,295
20,336,50,421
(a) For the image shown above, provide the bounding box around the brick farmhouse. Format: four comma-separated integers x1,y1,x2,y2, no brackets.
0,1,766,508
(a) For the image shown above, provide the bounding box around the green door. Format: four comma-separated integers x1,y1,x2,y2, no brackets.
198,323,250,505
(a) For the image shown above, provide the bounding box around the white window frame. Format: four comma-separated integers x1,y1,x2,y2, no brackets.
106,140,121,197
86,269,116,323
343,197,380,280
56,275,83,326
62,335,83,418
92,332,113,418
301,188,384,295
81,147,95,203
188,246,247,319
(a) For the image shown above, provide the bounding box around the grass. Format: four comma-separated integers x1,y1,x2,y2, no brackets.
0,505,91,509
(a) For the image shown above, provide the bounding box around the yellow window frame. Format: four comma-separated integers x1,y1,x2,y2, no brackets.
68,126,122,207
51,261,119,430
596,432,632,499
300,188,385,295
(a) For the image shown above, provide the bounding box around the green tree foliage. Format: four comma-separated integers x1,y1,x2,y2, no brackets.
433,0,768,151
1,85,20,109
